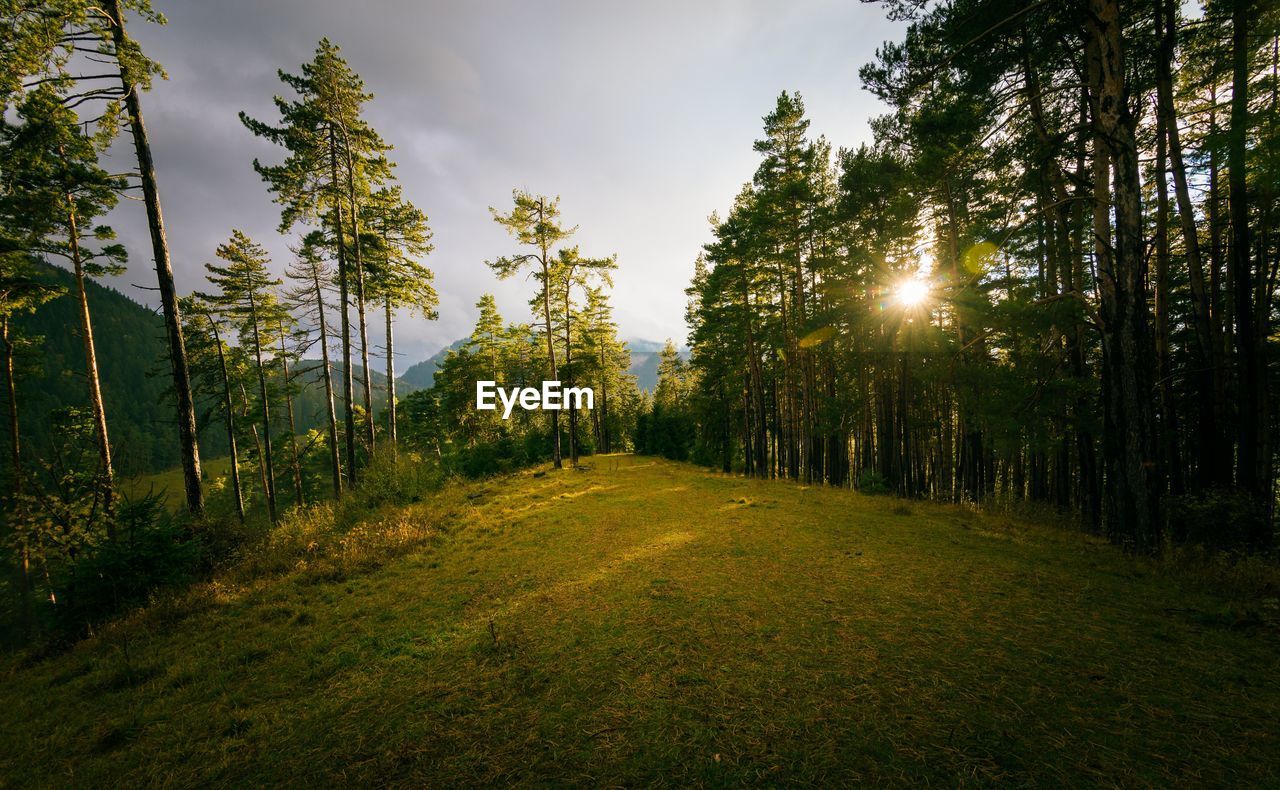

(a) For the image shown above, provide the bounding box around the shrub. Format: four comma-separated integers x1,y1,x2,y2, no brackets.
50,492,201,635
1169,489,1272,552
857,468,892,496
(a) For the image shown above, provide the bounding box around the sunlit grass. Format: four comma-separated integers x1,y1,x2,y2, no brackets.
4,455,1278,784
122,456,234,510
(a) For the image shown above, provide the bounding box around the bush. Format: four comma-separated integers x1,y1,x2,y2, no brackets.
339,450,442,517
857,468,892,496
1169,489,1272,552
50,493,201,634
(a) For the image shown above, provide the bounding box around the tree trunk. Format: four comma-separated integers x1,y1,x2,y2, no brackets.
1154,92,1183,495
280,330,303,507
1230,0,1263,507
2,317,19,492
206,313,244,522
538,198,562,468
310,261,343,498
385,299,397,448
599,341,610,453
1157,0,1224,488
340,126,376,455
328,129,358,486
1086,0,1162,552
103,0,203,515
2,316,31,637
563,288,578,466
66,201,115,520
248,291,277,523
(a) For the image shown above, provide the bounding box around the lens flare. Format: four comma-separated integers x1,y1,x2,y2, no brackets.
894,278,930,308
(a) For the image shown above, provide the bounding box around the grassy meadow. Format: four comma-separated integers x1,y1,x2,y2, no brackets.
122,456,235,511
3,455,1278,785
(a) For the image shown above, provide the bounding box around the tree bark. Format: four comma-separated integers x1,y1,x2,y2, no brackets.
1230,0,1263,507
1227,0,1271,546
4,315,31,637
103,0,203,515
340,126,376,454
280,330,303,507
1154,96,1184,495
1156,0,1224,488
66,200,115,519
206,313,244,522
328,129,357,486
1086,0,1162,552
563,286,578,466
2,317,19,492
311,263,343,498
385,299,397,448
248,290,277,522
538,198,562,468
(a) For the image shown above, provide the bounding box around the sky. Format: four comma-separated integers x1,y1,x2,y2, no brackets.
99,0,907,367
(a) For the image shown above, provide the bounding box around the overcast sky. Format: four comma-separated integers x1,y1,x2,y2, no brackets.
100,0,906,365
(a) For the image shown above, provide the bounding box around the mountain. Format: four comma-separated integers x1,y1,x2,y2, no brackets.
400,337,468,390
628,348,691,392
288,361,421,437
4,262,222,476
622,338,668,353
399,336,690,393
1,262,420,476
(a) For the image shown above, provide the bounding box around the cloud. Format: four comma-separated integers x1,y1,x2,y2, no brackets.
96,0,904,364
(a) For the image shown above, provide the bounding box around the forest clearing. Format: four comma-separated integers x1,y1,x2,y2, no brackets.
2,455,1277,786
5,1,1280,784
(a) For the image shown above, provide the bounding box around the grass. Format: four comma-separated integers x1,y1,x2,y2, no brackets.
3,455,1279,785
122,456,234,510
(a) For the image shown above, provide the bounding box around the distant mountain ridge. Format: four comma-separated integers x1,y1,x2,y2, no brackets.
1,262,423,476
400,337,690,393
400,337,468,390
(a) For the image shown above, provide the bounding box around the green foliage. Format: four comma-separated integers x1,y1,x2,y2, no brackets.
857,468,892,496
1168,489,1272,553
0,85,127,276
1,262,226,475
46,492,200,634
362,185,437,317
241,39,389,235
2,410,207,644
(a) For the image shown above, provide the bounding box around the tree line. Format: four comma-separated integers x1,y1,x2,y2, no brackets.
0,4,638,640
666,0,1278,553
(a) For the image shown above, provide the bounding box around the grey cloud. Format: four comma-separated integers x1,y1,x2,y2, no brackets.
99,0,905,365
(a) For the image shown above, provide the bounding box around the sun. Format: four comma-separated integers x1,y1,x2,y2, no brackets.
894,277,930,308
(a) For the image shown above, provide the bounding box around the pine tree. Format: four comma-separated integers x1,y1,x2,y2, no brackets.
101,0,206,515
488,191,577,468
0,86,127,515
547,247,616,465
199,231,289,523
242,39,390,484
181,296,246,522
363,185,436,447
285,231,343,498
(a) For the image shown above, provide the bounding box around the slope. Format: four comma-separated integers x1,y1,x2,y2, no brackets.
2,457,1277,785
2,262,215,475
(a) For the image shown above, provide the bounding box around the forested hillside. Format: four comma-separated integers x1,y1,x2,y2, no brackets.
0,262,420,478
2,262,224,475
